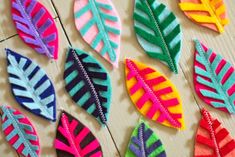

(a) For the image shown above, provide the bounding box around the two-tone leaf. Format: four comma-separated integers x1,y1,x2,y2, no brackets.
125,59,185,129
64,48,111,125
54,111,102,157
179,0,229,33
6,49,56,121
194,40,235,114
125,120,166,157
74,0,121,67
194,108,235,156
0,105,40,157
11,0,59,59
134,0,182,73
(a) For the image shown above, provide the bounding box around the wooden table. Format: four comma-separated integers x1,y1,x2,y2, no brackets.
0,0,235,156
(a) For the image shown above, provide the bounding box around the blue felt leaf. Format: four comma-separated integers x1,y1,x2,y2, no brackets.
6,49,56,121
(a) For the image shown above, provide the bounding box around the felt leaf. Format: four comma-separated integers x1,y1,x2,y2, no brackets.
133,0,182,73
64,48,111,125
179,0,229,33
11,0,59,59
125,120,166,157
194,40,235,114
125,59,185,129
54,111,102,157
0,105,40,157
74,0,121,67
6,49,56,121
194,108,235,157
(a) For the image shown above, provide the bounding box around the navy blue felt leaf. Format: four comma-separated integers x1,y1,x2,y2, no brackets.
6,49,56,121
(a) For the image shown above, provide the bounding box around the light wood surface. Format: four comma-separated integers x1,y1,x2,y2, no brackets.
0,0,235,157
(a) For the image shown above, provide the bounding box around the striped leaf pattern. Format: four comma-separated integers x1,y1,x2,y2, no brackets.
6,49,56,121
11,0,59,59
194,40,235,114
125,59,185,129
64,48,111,125
179,0,229,33
0,105,40,157
74,0,121,67
125,120,166,157
54,111,102,157
134,0,182,73
194,109,235,157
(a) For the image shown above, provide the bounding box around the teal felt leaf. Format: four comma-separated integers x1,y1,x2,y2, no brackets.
6,49,56,121
74,0,121,67
125,120,166,157
133,0,182,73
63,48,112,125
194,39,235,114
0,105,40,157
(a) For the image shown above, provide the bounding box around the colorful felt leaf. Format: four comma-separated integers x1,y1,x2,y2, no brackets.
0,105,40,157
74,0,121,67
125,120,166,157
125,59,185,129
194,40,235,114
6,49,56,121
179,0,229,33
11,0,59,59
194,108,235,157
54,111,102,157
133,0,182,73
64,48,111,125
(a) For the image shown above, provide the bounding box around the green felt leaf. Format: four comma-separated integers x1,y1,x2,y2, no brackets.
133,0,182,73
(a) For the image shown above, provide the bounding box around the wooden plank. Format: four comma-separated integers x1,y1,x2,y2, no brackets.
0,19,118,156
0,0,57,40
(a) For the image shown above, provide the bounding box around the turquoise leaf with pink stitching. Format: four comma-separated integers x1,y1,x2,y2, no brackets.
194,39,235,114
0,105,40,157
11,0,59,59
74,0,121,67
54,111,103,157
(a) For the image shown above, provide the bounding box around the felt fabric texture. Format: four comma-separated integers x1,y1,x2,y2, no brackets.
179,0,229,33
0,105,40,157
194,108,235,157
125,59,185,129
125,120,166,157
74,0,121,67
6,49,56,121
133,0,182,73
64,48,111,125
11,0,59,59
54,111,102,157
193,40,235,114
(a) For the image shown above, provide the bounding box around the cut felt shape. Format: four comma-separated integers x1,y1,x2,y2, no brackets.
125,120,166,157
133,0,182,73
194,108,235,157
125,59,185,129
11,0,59,59
64,48,112,125
0,105,40,157
193,40,235,114
54,111,102,157
179,0,229,33
6,49,56,121
74,0,121,67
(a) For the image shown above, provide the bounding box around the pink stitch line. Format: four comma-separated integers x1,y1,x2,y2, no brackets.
126,59,181,128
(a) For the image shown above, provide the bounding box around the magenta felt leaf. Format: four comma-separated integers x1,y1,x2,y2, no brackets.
54,111,102,157
11,0,59,59
0,105,40,157
74,0,121,67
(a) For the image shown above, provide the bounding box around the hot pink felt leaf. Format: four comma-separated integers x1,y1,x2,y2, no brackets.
0,105,40,157
11,0,59,59
74,0,121,67
54,111,102,157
